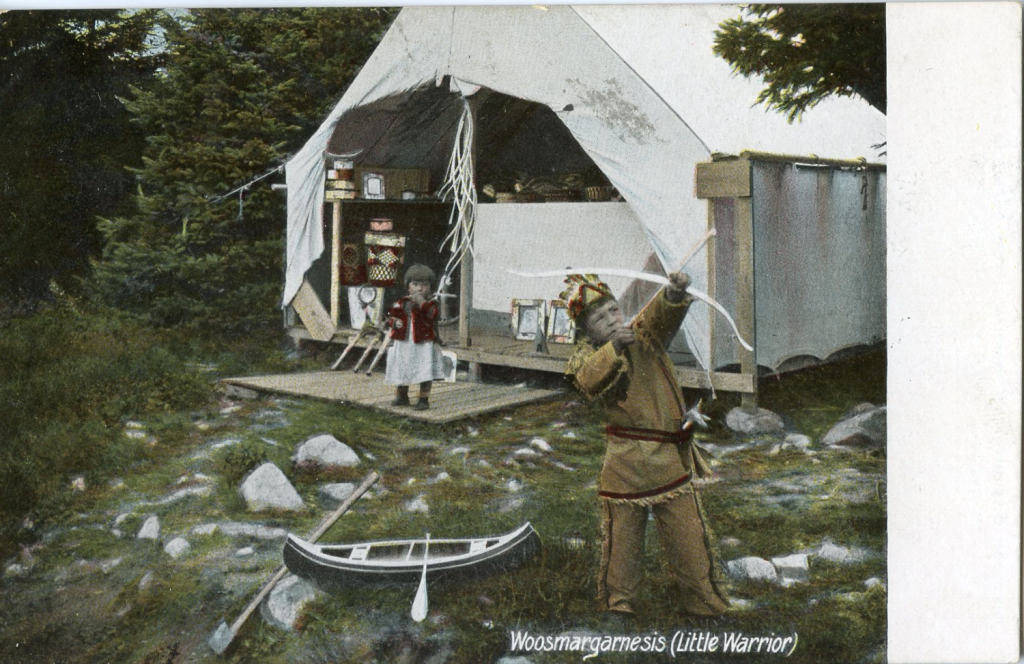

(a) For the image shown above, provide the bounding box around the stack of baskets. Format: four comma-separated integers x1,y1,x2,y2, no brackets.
325,158,357,201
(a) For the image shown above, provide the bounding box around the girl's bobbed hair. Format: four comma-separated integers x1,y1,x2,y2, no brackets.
403,263,436,289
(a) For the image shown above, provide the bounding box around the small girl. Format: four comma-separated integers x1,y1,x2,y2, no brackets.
384,264,445,410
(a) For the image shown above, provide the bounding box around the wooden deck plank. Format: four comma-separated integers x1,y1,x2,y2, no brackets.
287,325,756,395
222,371,562,424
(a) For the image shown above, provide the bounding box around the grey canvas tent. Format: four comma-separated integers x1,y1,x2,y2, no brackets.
283,4,886,403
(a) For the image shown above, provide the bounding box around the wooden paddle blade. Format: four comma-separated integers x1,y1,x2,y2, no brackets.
411,576,428,622
411,533,429,622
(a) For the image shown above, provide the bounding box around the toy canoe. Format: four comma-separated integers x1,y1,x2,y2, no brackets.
282,522,540,589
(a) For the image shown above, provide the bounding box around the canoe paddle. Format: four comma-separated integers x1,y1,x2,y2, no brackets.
208,471,380,656
411,532,430,622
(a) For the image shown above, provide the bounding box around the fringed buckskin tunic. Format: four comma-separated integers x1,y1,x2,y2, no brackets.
569,289,727,616
570,290,710,505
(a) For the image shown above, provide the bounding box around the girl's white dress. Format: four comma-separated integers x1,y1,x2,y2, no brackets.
384,338,444,385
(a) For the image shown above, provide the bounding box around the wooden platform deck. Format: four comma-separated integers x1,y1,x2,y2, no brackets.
288,326,756,394
222,371,563,424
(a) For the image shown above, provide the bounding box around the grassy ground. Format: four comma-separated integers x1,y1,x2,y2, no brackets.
0,321,885,664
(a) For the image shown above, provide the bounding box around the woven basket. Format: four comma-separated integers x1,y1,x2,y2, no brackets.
584,186,612,202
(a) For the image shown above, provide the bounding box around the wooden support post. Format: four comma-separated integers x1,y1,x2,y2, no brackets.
696,157,757,408
459,251,473,347
706,199,717,371
458,95,478,349
330,201,343,328
734,195,757,410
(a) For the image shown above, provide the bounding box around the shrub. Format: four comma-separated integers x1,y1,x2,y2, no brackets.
0,301,213,556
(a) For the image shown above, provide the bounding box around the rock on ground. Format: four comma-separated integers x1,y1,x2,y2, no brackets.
865,577,887,590
5,563,28,578
100,558,123,573
164,537,191,559
726,556,779,583
783,434,813,452
138,571,155,591
260,574,322,631
813,538,869,564
822,404,887,448
239,463,306,512
293,433,360,468
772,553,809,585
192,522,289,540
725,407,785,436
496,496,526,514
319,482,357,507
137,516,160,540
404,494,429,513
529,437,551,452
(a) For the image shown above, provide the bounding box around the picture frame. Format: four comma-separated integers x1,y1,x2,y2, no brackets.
361,171,385,199
439,350,458,383
545,300,575,344
511,299,546,341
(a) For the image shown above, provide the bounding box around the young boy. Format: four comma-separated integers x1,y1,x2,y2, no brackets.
562,272,728,621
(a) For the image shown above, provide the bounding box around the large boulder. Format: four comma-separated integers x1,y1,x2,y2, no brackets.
725,407,785,436
260,574,321,631
239,463,306,512
725,556,778,583
293,434,360,468
822,404,887,448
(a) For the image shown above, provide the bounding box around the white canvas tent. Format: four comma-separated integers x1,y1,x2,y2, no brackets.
284,4,886,389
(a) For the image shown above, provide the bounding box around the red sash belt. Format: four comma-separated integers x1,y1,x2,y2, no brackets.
605,424,693,445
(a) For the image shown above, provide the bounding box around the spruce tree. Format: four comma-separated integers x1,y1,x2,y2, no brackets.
95,8,396,334
0,10,161,309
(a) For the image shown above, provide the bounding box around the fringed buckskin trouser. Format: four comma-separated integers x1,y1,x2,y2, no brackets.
598,484,728,616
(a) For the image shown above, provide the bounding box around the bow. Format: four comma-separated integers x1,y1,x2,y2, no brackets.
507,267,754,352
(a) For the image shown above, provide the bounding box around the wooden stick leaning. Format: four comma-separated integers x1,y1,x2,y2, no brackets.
365,333,393,376
208,471,381,655
351,333,381,373
331,327,369,370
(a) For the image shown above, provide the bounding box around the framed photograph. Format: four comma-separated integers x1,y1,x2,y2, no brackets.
545,300,575,344
439,350,458,383
361,171,385,199
511,299,546,341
